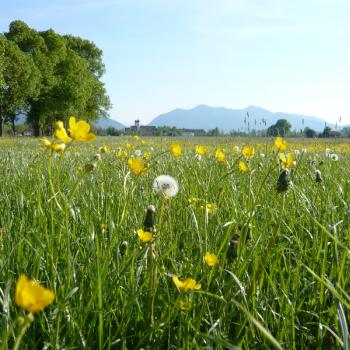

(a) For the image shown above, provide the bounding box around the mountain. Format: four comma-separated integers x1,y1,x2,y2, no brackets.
149,105,334,132
93,116,124,129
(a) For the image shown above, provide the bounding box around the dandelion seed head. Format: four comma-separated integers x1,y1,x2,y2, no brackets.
147,204,156,212
153,175,179,197
330,154,339,161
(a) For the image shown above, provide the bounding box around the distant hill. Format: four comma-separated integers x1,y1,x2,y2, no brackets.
92,116,124,129
149,105,335,132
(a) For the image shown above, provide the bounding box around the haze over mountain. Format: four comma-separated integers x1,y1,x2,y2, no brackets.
149,105,336,132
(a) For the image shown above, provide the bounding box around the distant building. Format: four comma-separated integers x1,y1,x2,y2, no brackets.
125,120,140,133
328,131,341,138
135,119,140,132
22,129,33,136
124,120,156,136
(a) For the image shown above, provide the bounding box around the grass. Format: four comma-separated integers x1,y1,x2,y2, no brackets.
0,136,349,349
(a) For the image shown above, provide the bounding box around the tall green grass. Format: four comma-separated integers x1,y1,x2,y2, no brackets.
0,137,349,349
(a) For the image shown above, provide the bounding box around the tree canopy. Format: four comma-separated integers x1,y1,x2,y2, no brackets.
304,127,317,138
0,33,40,136
0,20,111,136
267,119,292,137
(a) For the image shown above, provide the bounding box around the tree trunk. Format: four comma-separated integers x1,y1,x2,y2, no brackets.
33,123,41,137
12,118,15,135
0,116,3,137
31,118,41,137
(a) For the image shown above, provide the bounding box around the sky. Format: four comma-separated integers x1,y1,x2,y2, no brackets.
1,0,350,126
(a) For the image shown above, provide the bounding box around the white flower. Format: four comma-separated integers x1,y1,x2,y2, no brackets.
195,154,202,161
260,153,265,158
330,153,339,161
152,175,179,197
233,146,240,153
302,148,308,154
294,149,300,155
325,148,331,157
134,149,142,157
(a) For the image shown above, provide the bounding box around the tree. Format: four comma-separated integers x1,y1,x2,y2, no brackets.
105,127,121,136
207,127,222,136
340,127,350,138
267,119,292,137
321,126,332,138
5,21,65,135
63,35,111,119
64,35,105,78
0,34,40,136
304,127,317,138
0,36,4,87
5,20,111,136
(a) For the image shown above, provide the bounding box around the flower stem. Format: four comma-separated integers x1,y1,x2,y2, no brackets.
13,313,34,350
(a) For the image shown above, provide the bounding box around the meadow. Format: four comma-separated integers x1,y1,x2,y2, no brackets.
0,133,350,349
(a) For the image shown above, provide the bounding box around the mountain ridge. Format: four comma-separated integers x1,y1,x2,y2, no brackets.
148,105,336,132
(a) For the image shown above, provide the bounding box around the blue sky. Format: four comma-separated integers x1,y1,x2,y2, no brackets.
1,0,350,126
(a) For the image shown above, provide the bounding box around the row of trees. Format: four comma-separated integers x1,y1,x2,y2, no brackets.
0,20,110,136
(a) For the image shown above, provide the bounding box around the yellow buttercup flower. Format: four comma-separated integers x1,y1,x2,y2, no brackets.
39,138,66,153
68,116,96,142
141,139,147,145
15,275,55,313
242,145,255,158
188,197,199,205
134,135,140,141
279,153,296,169
116,150,127,158
54,122,72,143
39,138,51,148
238,160,248,172
215,149,226,161
204,252,219,267
50,143,66,153
172,276,201,292
54,121,64,130
195,145,206,155
275,137,287,152
170,143,182,157
206,203,214,213
55,117,95,143
143,151,151,160
137,229,152,243
99,145,110,153
128,157,147,175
